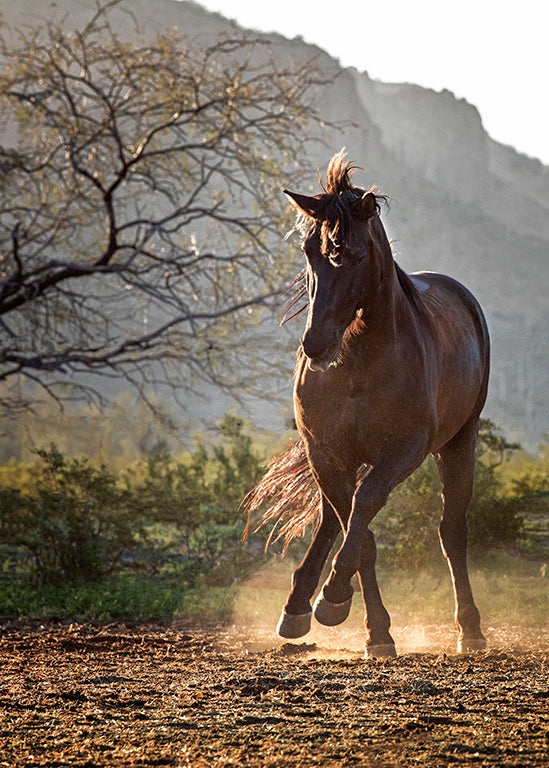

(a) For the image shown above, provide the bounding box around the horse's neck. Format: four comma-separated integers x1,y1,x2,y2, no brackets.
361,228,417,340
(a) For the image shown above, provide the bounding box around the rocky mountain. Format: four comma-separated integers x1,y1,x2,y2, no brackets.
3,0,548,449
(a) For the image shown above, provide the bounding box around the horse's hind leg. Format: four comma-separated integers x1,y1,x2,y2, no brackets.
277,494,343,639
436,418,486,653
357,530,396,658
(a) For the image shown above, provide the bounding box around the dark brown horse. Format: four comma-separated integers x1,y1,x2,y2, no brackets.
244,151,490,657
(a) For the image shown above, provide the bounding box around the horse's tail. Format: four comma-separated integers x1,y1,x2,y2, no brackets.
241,439,320,552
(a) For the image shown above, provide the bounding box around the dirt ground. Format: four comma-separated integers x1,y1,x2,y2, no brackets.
0,619,547,767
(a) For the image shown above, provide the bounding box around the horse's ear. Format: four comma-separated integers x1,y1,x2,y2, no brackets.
358,192,378,221
283,190,320,219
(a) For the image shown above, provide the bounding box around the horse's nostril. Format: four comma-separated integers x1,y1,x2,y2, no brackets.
301,331,341,370
301,333,328,361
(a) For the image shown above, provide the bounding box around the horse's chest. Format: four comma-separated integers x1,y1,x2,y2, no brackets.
294,367,373,451
294,353,433,462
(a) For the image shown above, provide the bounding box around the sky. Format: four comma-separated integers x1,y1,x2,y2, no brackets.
194,0,548,166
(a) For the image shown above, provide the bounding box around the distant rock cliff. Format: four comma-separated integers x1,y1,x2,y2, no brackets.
4,0,548,448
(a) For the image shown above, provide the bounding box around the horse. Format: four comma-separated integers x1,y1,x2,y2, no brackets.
243,151,490,658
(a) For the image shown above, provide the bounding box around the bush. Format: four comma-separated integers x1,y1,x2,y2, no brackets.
0,414,545,620
123,413,268,584
0,574,187,621
467,458,525,549
0,414,269,613
0,446,141,585
373,456,442,569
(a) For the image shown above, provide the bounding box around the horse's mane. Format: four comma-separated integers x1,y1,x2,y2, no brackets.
394,262,425,315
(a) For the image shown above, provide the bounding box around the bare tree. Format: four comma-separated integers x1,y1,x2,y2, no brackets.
0,1,329,415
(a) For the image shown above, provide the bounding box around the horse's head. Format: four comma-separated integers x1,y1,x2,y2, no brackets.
285,153,387,372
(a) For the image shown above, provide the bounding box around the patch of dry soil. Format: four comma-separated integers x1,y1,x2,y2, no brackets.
0,621,547,766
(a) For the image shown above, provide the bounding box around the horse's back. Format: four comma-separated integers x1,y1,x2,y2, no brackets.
411,270,489,351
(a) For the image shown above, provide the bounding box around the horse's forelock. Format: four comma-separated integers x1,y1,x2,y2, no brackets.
318,189,363,255
298,153,385,255
324,152,361,195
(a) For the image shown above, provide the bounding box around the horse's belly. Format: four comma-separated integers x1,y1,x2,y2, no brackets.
433,345,486,448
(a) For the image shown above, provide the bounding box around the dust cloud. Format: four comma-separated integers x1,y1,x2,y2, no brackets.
228,559,548,658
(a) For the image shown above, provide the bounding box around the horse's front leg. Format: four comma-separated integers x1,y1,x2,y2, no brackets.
356,529,396,657
314,472,393,647
278,494,343,639
315,448,426,656
314,521,396,658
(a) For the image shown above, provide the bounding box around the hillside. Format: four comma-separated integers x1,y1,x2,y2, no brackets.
2,0,548,448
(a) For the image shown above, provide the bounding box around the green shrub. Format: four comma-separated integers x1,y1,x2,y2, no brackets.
468,457,525,549
123,413,268,584
0,446,142,585
373,456,442,569
0,413,545,621
0,414,269,609
0,573,187,621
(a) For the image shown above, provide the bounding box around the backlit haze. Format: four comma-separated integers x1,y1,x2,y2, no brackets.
193,0,549,166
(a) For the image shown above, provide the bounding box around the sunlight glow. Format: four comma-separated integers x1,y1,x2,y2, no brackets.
193,0,548,165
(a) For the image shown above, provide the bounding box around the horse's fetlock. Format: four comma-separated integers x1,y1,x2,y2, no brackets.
322,579,353,605
456,603,482,632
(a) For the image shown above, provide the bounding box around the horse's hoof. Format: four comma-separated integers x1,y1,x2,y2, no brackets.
457,636,487,654
365,643,397,659
277,610,312,639
313,592,352,626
